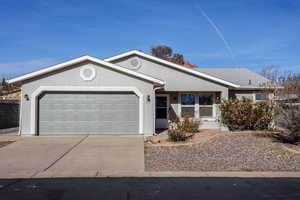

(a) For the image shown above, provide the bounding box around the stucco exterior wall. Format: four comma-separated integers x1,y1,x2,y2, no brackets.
112,55,229,98
20,61,155,135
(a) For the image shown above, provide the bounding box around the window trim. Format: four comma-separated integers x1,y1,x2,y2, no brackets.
180,93,196,106
178,92,217,119
255,92,269,101
198,93,215,118
180,93,196,118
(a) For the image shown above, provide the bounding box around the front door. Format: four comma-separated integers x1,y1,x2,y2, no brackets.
155,95,169,129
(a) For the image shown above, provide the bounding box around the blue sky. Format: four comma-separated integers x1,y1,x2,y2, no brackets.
0,0,299,78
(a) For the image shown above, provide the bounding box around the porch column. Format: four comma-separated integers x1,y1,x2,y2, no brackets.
221,89,229,100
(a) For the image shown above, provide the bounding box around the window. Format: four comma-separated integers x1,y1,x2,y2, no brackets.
199,107,213,117
255,93,268,101
199,94,213,105
199,93,213,117
181,94,195,117
236,94,254,101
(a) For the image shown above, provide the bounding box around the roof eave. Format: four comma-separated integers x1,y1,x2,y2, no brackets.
230,86,279,90
7,55,165,86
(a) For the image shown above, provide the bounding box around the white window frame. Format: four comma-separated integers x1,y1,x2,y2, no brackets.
178,92,217,120
254,92,269,102
198,93,215,119
179,93,196,118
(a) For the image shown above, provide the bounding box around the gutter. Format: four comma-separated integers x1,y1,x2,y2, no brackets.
18,89,22,136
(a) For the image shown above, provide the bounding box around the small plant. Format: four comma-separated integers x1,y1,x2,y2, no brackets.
168,117,200,142
167,130,188,142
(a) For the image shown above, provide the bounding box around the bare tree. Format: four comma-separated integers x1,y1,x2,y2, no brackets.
151,46,173,59
260,65,280,82
151,45,187,66
0,78,6,96
260,66,300,144
172,53,184,65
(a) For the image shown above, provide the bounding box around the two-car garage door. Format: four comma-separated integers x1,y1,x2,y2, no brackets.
38,92,139,135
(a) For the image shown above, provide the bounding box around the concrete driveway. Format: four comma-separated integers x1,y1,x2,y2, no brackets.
0,136,144,178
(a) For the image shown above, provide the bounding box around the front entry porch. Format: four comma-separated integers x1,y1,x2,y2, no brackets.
155,92,224,131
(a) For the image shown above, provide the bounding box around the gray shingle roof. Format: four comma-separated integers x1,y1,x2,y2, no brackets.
193,68,270,88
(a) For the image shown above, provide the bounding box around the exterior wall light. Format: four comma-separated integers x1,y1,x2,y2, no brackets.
147,95,151,102
24,94,29,101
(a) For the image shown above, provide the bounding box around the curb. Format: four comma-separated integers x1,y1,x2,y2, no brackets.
1,171,300,179
98,171,300,178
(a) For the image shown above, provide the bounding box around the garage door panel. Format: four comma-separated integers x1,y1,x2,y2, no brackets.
39,93,139,135
40,93,137,101
39,122,138,135
40,110,138,122
40,103,138,111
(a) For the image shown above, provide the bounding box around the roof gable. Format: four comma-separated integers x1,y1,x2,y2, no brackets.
105,50,240,88
7,55,165,85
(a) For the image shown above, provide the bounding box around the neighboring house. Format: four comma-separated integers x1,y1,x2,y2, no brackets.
0,89,21,100
8,50,270,136
183,60,199,68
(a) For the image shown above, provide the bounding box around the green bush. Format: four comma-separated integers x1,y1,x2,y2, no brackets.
219,98,274,131
168,117,200,142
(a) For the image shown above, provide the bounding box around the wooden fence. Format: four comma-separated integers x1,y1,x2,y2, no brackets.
0,99,19,129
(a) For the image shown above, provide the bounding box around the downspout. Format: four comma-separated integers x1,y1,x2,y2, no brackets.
18,88,22,136
153,85,164,135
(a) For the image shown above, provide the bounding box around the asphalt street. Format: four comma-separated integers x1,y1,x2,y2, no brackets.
0,177,300,200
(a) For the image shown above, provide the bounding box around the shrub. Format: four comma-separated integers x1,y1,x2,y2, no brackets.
167,130,189,142
252,101,274,130
219,98,274,131
168,117,200,142
274,104,300,144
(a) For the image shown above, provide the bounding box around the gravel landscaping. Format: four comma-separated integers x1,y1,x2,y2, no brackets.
145,132,300,171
